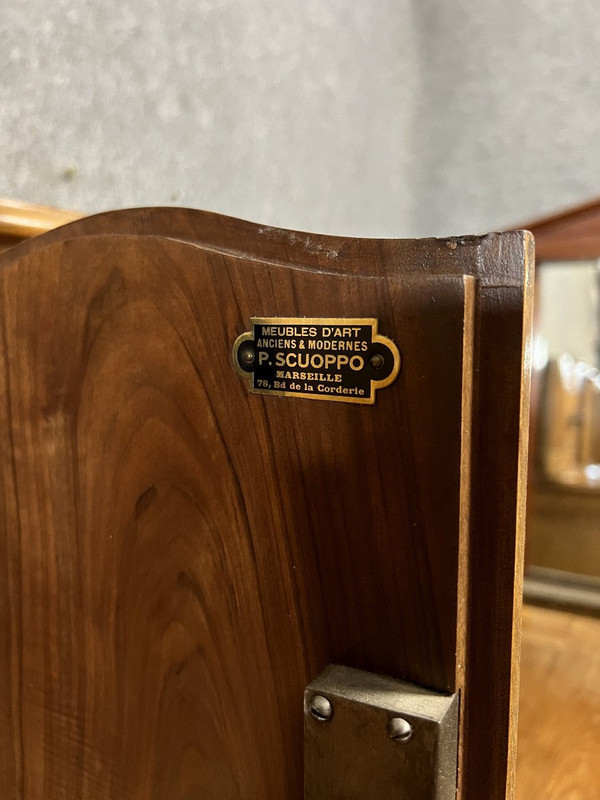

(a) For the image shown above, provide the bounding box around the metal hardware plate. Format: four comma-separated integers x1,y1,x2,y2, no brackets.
232,317,401,404
304,664,459,799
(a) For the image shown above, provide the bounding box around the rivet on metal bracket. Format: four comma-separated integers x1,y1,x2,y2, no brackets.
304,664,459,800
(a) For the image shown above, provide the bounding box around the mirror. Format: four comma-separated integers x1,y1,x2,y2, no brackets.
529,259,600,583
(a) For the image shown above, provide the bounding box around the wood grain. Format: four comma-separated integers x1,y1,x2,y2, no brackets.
519,195,600,260
0,234,23,255
0,210,533,800
516,604,600,800
0,198,82,240
0,233,473,799
0,198,82,255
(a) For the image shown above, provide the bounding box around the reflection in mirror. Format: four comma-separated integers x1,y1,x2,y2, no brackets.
529,260,600,579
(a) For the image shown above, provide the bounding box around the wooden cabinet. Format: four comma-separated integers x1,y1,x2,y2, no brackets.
0,208,533,799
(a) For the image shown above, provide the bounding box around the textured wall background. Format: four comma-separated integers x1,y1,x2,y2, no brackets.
2,0,600,237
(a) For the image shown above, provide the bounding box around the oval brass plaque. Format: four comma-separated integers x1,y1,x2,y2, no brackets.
232,317,400,404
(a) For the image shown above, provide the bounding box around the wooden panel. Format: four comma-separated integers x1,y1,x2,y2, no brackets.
0,234,23,254
0,234,472,799
0,198,82,240
0,211,533,800
463,273,533,800
516,604,600,800
0,198,82,255
521,196,600,261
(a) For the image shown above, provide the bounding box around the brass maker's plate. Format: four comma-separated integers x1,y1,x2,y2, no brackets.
233,317,400,404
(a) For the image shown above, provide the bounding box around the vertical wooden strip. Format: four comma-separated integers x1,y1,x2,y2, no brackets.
462,232,534,800
507,232,535,799
455,275,475,799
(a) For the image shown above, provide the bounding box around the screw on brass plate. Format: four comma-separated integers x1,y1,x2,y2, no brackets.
387,717,413,742
239,345,255,365
309,695,333,722
369,353,384,370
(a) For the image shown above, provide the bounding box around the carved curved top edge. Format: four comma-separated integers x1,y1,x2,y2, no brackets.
0,206,530,287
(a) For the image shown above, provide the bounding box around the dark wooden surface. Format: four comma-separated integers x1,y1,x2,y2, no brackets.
0,210,533,800
0,234,22,254
521,196,600,261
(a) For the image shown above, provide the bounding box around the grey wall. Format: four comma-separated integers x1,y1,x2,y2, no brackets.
3,0,600,238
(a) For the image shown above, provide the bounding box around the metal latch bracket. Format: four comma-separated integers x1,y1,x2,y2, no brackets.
304,664,459,799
